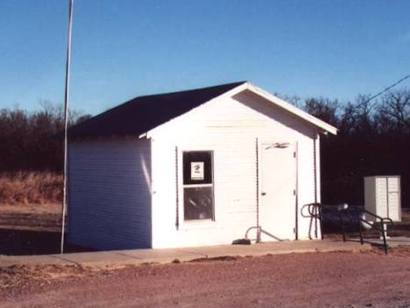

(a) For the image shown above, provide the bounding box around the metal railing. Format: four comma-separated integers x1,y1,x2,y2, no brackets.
305,203,394,255
340,207,393,255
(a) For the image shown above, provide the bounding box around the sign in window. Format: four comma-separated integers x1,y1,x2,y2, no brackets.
191,162,204,180
182,151,214,220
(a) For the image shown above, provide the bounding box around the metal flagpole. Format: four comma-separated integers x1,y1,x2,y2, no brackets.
61,0,74,254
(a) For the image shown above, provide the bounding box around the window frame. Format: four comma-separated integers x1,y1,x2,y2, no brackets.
181,150,215,222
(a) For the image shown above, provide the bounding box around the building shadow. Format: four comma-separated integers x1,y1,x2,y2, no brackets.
0,228,93,255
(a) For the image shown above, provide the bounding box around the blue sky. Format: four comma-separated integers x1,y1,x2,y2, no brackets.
0,0,409,115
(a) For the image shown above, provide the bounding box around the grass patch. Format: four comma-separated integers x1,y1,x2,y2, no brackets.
0,171,62,205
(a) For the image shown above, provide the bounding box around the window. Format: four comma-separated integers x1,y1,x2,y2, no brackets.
183,151,214,220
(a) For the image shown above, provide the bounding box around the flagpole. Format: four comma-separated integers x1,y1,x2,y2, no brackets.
61,0,74,254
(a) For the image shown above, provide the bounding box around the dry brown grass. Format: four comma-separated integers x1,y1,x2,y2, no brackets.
0,172,62,205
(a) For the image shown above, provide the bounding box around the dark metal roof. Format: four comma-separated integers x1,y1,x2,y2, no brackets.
69,81,245,138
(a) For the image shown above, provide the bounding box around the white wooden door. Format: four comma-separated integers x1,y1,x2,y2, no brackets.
260,141,296,241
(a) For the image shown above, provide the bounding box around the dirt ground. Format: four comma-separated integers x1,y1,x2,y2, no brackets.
0,203,62,255
1,248,410,307
0,203,61,232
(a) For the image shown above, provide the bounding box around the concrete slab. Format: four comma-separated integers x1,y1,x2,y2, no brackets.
50,251,143,267
184,240,370,259
118,248,206,264
359,236,410,248
0,239,372,268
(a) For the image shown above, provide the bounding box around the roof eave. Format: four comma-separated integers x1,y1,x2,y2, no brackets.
245,83,338,135
142,81,338,137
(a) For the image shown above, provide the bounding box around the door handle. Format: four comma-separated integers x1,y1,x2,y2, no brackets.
261,192,267,196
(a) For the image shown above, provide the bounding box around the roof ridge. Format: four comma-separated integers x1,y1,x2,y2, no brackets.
91,81,246,119
134,81,247,100
68,81,246,138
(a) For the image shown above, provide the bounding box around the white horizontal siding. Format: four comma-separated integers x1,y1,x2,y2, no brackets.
150,91,320,248
67,138,152,250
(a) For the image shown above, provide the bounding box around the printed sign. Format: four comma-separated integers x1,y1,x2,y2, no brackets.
191,162,204,180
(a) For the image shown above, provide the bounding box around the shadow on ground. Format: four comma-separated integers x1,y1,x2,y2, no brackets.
0,228,92,255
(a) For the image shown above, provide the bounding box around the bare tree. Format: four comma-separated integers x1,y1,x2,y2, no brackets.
303,97,340,127
375,89,410,133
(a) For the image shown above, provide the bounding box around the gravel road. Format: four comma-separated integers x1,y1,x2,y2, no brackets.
1,249,410,307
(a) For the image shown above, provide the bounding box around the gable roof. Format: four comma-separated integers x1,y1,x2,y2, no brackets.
245,83,338,135
68,81,245,138
68,81,337,139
